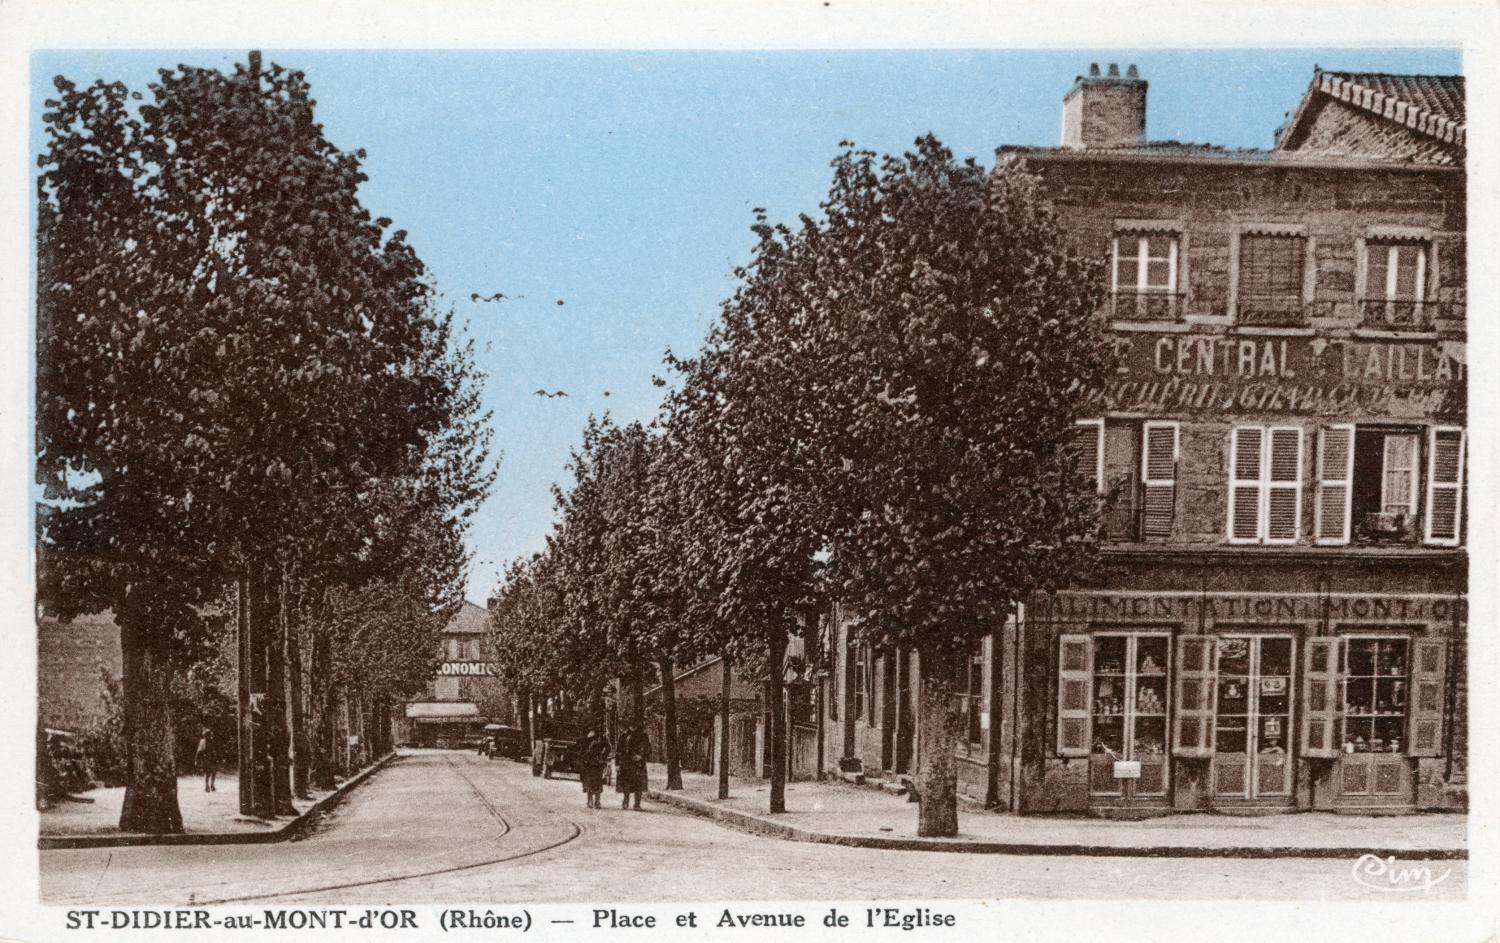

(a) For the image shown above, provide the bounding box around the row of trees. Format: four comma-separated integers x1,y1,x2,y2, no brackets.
36,53,492,832
490,137,1115,836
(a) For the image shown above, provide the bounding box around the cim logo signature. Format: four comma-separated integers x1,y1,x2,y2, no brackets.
1350,854,1451,893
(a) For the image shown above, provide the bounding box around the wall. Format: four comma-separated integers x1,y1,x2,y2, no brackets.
1285,96,1462,166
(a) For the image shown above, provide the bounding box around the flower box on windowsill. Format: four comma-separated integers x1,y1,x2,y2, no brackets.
1356,512,1416,545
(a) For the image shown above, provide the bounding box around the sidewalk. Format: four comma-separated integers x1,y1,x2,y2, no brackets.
645,766,1466,859
39,754,393,849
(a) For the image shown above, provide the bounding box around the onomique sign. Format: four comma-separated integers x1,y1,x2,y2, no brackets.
438,661,495,676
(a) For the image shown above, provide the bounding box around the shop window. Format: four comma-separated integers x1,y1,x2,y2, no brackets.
1228,426,1303,544
1211,636,1293,798
1084,634,1168,798
1111,232,1180,320
1361,240,1430,328
1341,638,1409,755
1424,427,1465,546
1237,233,1307,325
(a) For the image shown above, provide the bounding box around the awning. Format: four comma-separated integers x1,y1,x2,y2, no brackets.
405,701,480,719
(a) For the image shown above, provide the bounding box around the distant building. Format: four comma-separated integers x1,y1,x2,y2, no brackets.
823,64,1467,815
394,601,513,748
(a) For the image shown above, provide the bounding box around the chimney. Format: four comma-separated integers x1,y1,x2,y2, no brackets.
1061,62,1147,149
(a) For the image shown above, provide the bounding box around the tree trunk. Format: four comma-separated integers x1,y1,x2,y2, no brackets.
283,581,311,799
257,572,295,815
914,641,963,838
518,689,532,747
244,570,275,818
117,602,183,833
658,657,683,790
306,630,334,791
767,629,788,814
718,654,731,800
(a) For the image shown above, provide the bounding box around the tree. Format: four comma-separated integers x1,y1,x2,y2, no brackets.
720,138,1114,836
36,53,491,831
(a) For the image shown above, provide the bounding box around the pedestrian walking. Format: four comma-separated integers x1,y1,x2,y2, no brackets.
576,729,609,809
614,720,650,810
195,727,217,792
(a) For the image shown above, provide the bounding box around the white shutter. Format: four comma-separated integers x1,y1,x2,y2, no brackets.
1074,419,1104,493
1141,422,1178,539
1316,425,1355,545
1265,427,1303,544
1228,427,1264,544
1424,427,1465,546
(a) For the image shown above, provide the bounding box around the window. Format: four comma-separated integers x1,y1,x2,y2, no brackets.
1228,426,1303,544
953,644,986,750
1112,233,1179,320
1237,233,1306,325
1362,240,1429,327
1087,634,1169,797
1212,636,1293,798
1424,427,1465,546
1349,427,1420,544
445,638,461,660
1341,638,1409,755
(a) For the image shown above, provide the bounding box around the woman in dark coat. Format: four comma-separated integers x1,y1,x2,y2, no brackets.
576,729,609,809
614,721,650,810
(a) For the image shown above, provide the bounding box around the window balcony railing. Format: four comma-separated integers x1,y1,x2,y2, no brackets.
1236,296,1309,327
1358,299,1448,331
1108,291,1182,322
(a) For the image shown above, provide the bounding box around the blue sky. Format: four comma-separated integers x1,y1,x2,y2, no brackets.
31,48,1461,603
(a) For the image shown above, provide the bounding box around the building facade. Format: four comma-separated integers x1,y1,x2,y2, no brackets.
395,601,514,748
822,65,1467,816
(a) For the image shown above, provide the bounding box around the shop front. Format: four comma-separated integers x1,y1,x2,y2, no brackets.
1022,580,1464,815
403,701,484,749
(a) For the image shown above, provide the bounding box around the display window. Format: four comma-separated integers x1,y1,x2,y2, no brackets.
1337,636,1412,799
1088,634,1169,798
1212,636,1294,799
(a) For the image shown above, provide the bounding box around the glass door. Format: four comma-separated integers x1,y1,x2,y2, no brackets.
1089,634,1170,799
1213,636,1294,799
1339,637,1413,800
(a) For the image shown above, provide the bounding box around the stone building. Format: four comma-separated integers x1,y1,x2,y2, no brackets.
394,601,514,748
823,64,1467,815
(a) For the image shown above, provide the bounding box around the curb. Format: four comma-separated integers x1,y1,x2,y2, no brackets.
39,752,398,850
646,789,1467,861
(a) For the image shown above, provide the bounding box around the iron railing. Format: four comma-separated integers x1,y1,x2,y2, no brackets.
1357,299,1448,331
1108,291,1183,322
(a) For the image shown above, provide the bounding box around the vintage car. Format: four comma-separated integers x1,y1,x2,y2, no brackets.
529,719,586,779
483,724,529,761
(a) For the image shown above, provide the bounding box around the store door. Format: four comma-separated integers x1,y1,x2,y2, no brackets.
1337,636,1415,805
1088,634,1170,801
1212,636,1294,800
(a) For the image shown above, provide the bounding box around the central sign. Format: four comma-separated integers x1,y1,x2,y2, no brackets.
1094,332,1465,419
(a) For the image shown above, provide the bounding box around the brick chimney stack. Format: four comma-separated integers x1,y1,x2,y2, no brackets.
1061,62,1147,149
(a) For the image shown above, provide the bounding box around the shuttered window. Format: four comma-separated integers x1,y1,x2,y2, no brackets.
1366,241,1427,302
1238,234,1305,320
1407,639,1447,757
1424,427,1465,546
1172,635,1217,758
1227,425,1304,544
1316,425,1355,544
1073,419,1104,493
1056,635,1093,757
1141,422,1178,539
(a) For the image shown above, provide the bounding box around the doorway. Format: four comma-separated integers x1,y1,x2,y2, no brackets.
1088,634,1170,800
1212,635,1294,800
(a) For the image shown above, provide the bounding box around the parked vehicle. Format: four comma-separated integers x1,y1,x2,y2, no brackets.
530,719,582,779
483,724,529,761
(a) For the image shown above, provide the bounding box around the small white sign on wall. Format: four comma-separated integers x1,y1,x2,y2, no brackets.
1113,760,1142,779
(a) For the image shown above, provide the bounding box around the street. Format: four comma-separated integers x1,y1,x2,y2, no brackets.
39,750,1466,904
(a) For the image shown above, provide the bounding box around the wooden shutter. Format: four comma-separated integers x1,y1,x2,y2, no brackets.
1265,427,1303,543
1056,634,1093,758
1424,427,1465,546
1228,426,1263,543
1074,420,1104,493
1172,635,1217,758
1316,424,1355,545
1407,639,1447,757
1141,422,1177,539
1300,637,1343,759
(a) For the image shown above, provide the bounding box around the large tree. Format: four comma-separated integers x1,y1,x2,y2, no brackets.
722,137,1114,835
36,54,489,831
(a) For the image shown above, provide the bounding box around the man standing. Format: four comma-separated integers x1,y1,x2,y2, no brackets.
195,727,217,792
614,721,650,810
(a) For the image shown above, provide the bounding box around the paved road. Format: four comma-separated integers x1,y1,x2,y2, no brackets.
40,750,1466,904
